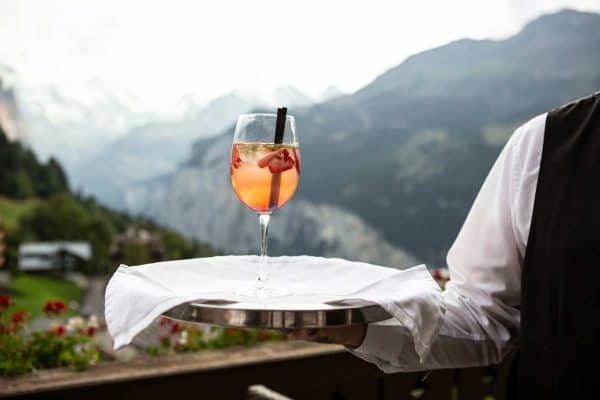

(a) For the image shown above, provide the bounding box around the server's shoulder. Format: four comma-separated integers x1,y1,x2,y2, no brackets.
507,113,547,157
552,91,600,115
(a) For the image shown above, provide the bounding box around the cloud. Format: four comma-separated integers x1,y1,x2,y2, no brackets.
1,0,599,111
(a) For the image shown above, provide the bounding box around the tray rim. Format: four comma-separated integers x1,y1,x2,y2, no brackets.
162,298,391,329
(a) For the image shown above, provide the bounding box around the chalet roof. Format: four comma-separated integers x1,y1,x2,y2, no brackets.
19,241,92,260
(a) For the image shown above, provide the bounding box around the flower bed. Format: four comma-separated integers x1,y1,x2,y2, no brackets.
0,294,287,377
0,295,99,376
145,316,287,357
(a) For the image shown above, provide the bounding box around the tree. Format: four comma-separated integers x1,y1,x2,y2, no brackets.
20,195,89,241
19,195,116,273
83,216,115,274
161,230,194,260
0,126,69,199
35,157,69,197
122,242,150,266
5,170,35,199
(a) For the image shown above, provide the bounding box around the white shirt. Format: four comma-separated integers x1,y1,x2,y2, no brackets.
350,113,547,372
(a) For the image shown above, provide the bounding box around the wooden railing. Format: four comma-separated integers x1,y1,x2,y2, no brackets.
0,341,515,400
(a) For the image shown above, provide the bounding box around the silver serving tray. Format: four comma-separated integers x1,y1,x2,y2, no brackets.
163,297,391,329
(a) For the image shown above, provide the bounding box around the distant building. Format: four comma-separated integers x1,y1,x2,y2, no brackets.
110,226,164,264
18,242,92,273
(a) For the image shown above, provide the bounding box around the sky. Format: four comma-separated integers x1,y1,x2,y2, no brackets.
1,0,600,112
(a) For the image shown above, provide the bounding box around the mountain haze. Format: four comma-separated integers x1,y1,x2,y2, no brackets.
126,9,600,266
73,87,314,208
11,77,156,170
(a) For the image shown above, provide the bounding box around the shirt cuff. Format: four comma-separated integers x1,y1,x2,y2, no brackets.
346,318,409,372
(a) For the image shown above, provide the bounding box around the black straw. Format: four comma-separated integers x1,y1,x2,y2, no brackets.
274,107,287,144
268,107,287,210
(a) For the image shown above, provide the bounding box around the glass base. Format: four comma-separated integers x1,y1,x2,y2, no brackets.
234,285,292,299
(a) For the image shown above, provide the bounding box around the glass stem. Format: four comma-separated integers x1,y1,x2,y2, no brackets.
258,213,271,288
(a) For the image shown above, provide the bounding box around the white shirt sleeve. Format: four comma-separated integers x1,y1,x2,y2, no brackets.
348,113,547,372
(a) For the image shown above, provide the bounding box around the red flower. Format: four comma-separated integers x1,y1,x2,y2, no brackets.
170,323,182,335
226,328,241,337
11,311,27,325
0,294,11,309
86,326,97,337
53,324,66,336
258,331,272,341
43,301,66,315
258,149,294,174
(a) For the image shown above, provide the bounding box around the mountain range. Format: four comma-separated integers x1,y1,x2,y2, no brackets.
125,9,600,266
1,63,337,196
10,76,158,170
71,87,322,207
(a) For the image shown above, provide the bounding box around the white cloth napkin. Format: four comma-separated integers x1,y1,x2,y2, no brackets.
105,255,443,361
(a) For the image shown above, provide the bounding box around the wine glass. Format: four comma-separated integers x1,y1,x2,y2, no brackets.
230,110,300,298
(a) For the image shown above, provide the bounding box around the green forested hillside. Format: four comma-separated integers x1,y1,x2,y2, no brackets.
0,129,69,199
0,197,37,230
0,124,215,273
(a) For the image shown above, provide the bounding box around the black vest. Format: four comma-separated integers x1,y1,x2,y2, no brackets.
517,92,600,398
